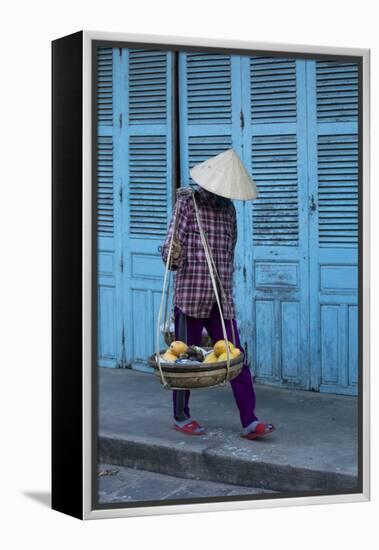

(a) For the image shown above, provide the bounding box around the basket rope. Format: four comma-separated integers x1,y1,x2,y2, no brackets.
156,188,237,389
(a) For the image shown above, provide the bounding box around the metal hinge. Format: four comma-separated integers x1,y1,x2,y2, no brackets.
240,109,245,130
119,113,122,128
119,47,122,56
119,186,123,202
243,265,247,283
120,256,124,272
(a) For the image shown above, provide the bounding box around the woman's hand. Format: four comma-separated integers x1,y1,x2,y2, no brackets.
171,239,182,260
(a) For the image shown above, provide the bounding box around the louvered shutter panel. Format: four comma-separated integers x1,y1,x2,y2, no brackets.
97,47,122,368
128,135,168,236
127,50,172,238
128,50,168,123
179,52,235,187
252,134,298,246
97,48,113,126
186,53,232,125
97,136,114,236
316,61,358,122
317,134,358,246
97,48,115,238
250,57,297,124
123,49,174,371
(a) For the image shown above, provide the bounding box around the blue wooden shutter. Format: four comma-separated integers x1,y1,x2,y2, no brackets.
97,136,114,236
97,48,124,367
251,134,299,246
317,134,358,246
179,52,236,185
122,49,174,370
308,60,359,395
97,48,113,126
316,61,358,122
241,56,311,389
250,57,297,124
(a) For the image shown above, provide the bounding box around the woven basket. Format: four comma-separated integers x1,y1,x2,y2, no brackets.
148,347,244,389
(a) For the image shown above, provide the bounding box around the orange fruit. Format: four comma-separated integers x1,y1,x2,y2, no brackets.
161,351,178,362
213,340,235,357
169,341,188,356
203,352,218,364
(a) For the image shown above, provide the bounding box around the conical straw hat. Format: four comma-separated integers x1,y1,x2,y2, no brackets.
189,148,259,201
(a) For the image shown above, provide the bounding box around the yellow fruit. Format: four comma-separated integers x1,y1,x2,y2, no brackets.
218,351,234,362
169,341,188,356
232,348,241,357
213,340,235,357
161,351,177,362
203,352,218,364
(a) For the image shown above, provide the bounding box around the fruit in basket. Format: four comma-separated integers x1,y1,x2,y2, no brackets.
161,351,178,362
217,348,240,362
218,351,233,362
203,352,218,364
178,345,204,362
213,340,235,357
169,341,188,356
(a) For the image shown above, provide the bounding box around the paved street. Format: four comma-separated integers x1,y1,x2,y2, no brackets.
98,463,275,504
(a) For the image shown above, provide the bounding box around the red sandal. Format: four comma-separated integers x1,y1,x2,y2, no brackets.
173,420,206,436
241,423,275,441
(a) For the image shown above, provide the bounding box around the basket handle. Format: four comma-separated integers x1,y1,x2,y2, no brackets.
156,197,181,389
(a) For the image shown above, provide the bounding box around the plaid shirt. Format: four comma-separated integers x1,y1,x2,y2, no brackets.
161,186,237,319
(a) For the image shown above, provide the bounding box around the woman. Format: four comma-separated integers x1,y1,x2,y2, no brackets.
161,149,275,440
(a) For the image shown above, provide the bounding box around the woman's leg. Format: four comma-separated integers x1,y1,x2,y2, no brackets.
172,307,204,422
204,305,258,429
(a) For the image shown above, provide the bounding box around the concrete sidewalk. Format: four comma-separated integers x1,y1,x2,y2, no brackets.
98,368,359,493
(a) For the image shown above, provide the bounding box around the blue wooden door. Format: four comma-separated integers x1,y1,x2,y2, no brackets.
97,47,174,370
118,48,175,371
240,56,311,389
306,60,359,395
97,48,124,368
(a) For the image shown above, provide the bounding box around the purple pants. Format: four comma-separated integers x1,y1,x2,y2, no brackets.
173,304,258,428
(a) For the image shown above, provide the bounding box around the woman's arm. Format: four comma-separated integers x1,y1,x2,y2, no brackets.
160,195,190,271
